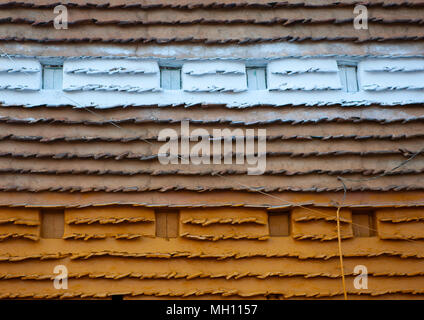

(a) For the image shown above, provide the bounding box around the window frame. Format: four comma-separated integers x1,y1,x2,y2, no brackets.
246,66,267,90
160,66,182,90
42,64,63,90
268,211,291,237
337,60,359,93
40,209,65,239
351,210,376,237
155,210,180,238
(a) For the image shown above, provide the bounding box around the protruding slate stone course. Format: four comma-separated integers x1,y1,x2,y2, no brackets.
0,0,423,44
0,57,41,91
0,0,424,301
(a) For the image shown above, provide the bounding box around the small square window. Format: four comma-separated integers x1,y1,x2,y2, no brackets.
40,209,64,239
268,211,290,237
246,67,267,90
42,65,63,90
338,63,358,92
160,67,181,90
155,210,179,238
352,210,375,237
